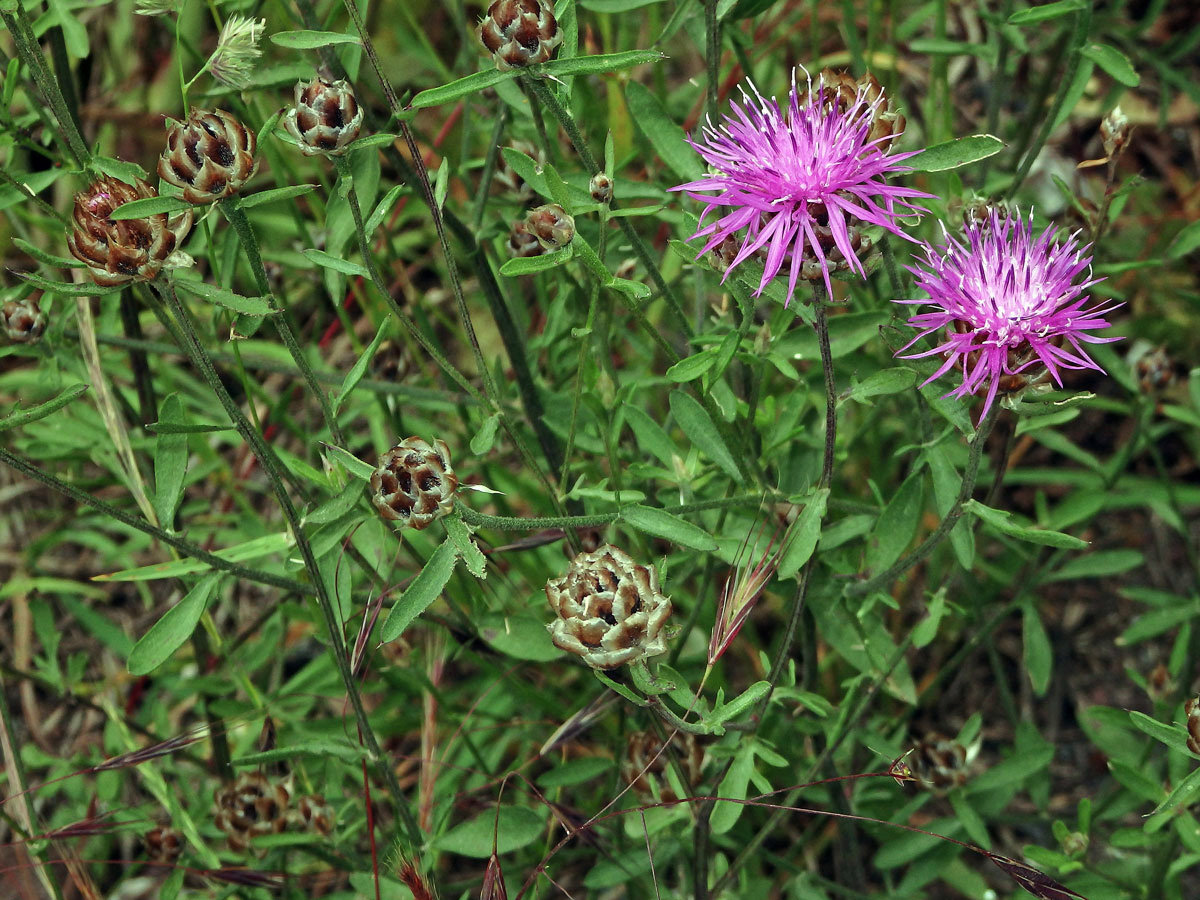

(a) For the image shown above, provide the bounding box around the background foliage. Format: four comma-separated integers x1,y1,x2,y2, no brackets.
2,1,1200,899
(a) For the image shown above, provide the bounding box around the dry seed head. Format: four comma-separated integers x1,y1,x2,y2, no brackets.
143,824,183,865
2,296,47,343
545,545,672,670
158,108,258,204
622,730,704,803
370,437,459,529
525,203,574,250
67,176,194,286
287,793,335,835
907,733,969,793
213,772,291,852
478,0,563,70
285,76,365,157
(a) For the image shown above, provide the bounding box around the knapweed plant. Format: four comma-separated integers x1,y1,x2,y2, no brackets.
2,2,1199,899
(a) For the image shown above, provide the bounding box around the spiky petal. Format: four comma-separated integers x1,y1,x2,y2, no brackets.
671,69,930,305
895,210,1121,421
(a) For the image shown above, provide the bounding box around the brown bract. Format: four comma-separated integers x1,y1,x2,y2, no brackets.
285,76,364,157
804,69,907,152
507,219,545,258
66,176,193,287
2,296,47,342
158,108,258,204
478,0,563,70
545,545,672,670
213,772,291,853
370,437,459,529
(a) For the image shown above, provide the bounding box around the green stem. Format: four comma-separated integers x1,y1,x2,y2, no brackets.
218,199,346,447
152,276,424,853
0,446,313,596
703,0,720,122
1006,8,1091,199
0,6,90,167
458,493,772,532
846,402,1000,599
523,76,693,341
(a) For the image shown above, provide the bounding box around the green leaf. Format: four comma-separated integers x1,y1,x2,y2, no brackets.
107,195,195,220
1022,602,1052,696
623,406,679,468
470,413,501,455
380,539,459,643
0,383,89,432
445,516,487,578
620,504,717,551
845,367,917,403
90,156,149,184
925,444,974,569
362,184,405,240
433,159,450,210
269,30,362,49
238,184,318,209
536,756,613,788
95,532,294,582
668,390,741,479
538,49,663,77
1007,0,1086,25
152,394,188,528
866,473,924,574
335,315,391,414
303,248,370,278
1080,43,1138,87
12,238,84,269
146,421,234,434
499,247,573,276
964,499,1088,549
1146,767,1200,825
624,80,703,182
305,477,364,526
410,70,513,109
1043,549,1143,583
906,134,1004,172
435,805,544,857
1128,710,1193,753
778,488,829,578
173,279,278,316
710,741,754,834
478,612,562,662
127,574,221,675
1167,219,1200,260
322,444,376,481
707,681,769,726
666,349,718,383
13,271,125,296
234,740,366,765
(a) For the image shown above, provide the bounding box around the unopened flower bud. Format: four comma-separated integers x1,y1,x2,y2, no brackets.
67,176,193,286
507,219,545,258
370,437,458,529
1101,106,1130,161
158,108,258,205
478,0,563,70
2,296,47,343
525,203,574,250
589,172,613,204
285,77,364,157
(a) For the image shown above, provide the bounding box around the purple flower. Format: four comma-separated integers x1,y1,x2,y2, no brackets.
670,69,930,305
896,210,1121,420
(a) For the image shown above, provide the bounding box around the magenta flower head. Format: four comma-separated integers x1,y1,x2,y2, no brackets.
670,68,930,305
896,209,1122,421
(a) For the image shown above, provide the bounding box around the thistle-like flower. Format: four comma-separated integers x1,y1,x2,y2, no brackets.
895,210,1121,420
671,69,929,305
208,14,265,89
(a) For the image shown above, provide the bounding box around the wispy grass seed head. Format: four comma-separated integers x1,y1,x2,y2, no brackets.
208,14,265,89
672,69,930,306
